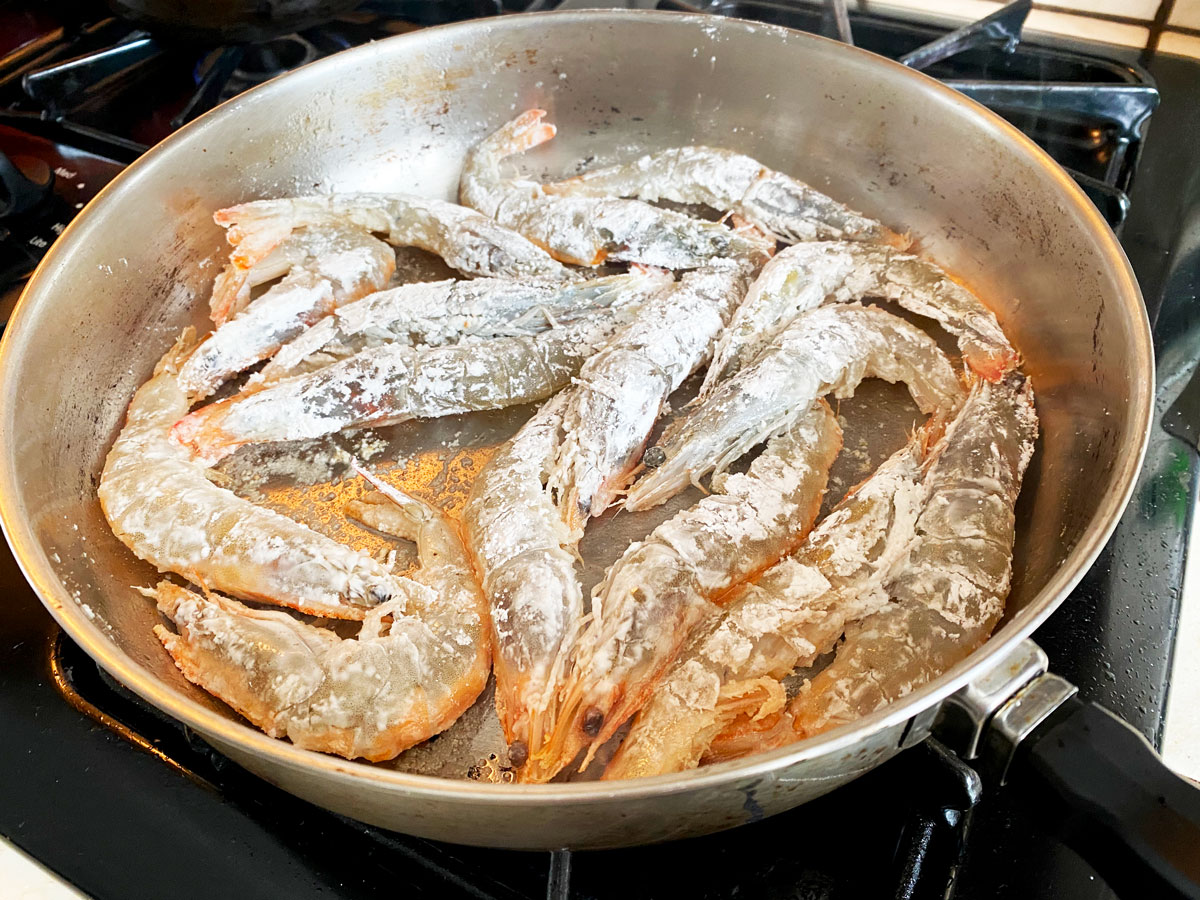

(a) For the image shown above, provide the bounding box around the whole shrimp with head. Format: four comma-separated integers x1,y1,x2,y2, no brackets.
461,393,581,777
99,332,405,620
459,110,775,269
154,468,490,761
529,401,842,782
547,145,909,248
209,192,570,324
549,263,754,534
700,241,1020,395
626,303,966,511
172,287,657,466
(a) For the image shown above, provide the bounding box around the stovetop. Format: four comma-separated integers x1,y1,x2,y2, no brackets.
2,2,1199,899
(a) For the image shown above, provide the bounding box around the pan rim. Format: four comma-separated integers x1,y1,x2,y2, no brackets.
0,8,1155,803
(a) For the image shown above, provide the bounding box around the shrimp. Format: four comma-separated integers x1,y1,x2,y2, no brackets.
153,472,490,761
603,435,929,779
460,393,580,775
549,264,754,532
546,145,908,248
99,332,405,620
256,269,671,387
787,374,1037,739
702,241,1019,394
526,401,842,783
626,303,966,511
209,192,569,323
178,225,395,400
459,110,775,269
172,306,642,466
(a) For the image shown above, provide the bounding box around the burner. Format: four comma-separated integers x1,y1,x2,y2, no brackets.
228,34,318,87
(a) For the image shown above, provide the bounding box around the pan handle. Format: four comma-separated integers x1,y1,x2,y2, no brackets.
1005,692,1200,900
936,641,1200,899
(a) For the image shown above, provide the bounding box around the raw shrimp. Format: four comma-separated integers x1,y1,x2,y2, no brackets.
459,110,775,269
787,374,1037,738
99,332,405,620
210,192,569,323
626,303,965,511
178,225,395,400
603,436,930,779
256,269,670,387
153,472,490,761
549,264,753,532
547,145,908,248
173,307,641,466
702,241,1018,394
528,401,842,782
460,393,580,775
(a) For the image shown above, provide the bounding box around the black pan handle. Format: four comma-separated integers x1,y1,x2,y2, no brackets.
1008,697,1200,900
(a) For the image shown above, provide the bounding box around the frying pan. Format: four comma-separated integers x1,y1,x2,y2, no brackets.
1,9,1197,896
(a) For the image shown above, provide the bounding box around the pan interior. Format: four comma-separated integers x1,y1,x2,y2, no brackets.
0,12,1150,791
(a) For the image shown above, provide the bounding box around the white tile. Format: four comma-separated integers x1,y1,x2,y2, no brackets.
0,840,89,900
1035,0,1158,18
1158,30,1200,58
1162,490,1200,785
1025,9,1150,46
1169,0,1200,28
851,0,1001,21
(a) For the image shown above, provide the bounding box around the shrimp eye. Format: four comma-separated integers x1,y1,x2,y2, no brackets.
643,446,666,469
369,586,392,604
508,740,529,768
582,707,604,737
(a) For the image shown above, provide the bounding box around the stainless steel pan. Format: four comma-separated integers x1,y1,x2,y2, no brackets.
0,9,1188,882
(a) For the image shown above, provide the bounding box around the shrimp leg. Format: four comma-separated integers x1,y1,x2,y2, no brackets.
549,264,753,531
460,393,581,774
210,192,569,324
99,332,404,620
703,241,1019,393
459,111,775,269
527,401,842,783
256,269,671,387
154,474,490,761
546,145,908,248
178,226,395,400
626,303,965,511
172,307,641,466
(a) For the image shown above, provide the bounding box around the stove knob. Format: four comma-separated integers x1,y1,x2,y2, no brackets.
0,151,55,219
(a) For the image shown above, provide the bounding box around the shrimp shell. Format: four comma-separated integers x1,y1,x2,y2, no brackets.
153,476,490,761
172,309,638,466
547,145,908,248
99,332,404,620
210,192,569,323
603,438,928,779
459,110,775,269
626,303,965,511
179,226,395,400
256,270,671,387
549,264,754,531
528,401,842,783
702,241,1019,394
460,393,581,774
787,374,1037,739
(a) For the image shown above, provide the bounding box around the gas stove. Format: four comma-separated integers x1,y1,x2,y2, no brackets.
2,2,1198,899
